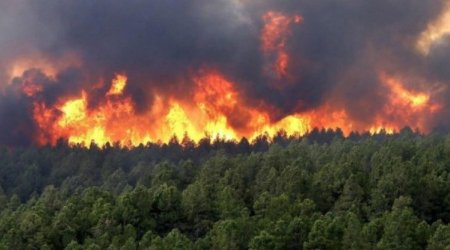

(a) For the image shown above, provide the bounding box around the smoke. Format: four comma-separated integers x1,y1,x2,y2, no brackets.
0,89,36,146
0,0,449,145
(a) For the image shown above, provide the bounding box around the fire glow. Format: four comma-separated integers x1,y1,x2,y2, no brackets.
8,10,445,146
28,70,438,147
261,11,302,79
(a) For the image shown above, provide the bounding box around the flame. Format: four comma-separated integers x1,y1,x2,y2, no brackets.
58,93,88,126
369,126,395,135
367,73,441,133
381,73,432,110
194,71,312,140
31,70,319,146
256,115,311,138
29,69,443,146
33,75,154,145
21,10,446,146
107,74,127,96
261,11,302,79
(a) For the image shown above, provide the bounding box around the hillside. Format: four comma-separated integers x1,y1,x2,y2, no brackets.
1,129,450,249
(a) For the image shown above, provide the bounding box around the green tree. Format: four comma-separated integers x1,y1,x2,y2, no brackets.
377,197,430,250
427,224,450,250
149,229,191,250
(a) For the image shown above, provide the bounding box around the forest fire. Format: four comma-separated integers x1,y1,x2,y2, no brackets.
4,2,450,249
1,1,449,147
30,72,312,146
26,69,440,146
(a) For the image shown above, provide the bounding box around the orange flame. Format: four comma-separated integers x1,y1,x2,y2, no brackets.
261,11,302,79
21,10,445,146
29,69,443,146
31,70,321,146
367,73,441,133
106,74,128,96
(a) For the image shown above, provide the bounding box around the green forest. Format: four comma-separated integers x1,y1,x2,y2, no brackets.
1,128,450,249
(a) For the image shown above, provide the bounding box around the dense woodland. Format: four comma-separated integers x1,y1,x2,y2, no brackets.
1,128,450,249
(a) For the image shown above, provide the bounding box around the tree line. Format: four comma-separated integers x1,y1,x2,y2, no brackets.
1,128,450,249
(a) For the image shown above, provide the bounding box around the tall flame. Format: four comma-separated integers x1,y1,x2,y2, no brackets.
31,70,316,146
261,11,302,79
29,70,441,146
19,11,444,146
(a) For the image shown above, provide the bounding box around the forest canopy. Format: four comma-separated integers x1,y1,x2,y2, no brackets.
1,128,450,249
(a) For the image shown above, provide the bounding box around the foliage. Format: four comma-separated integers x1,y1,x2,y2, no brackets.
0,129,449,248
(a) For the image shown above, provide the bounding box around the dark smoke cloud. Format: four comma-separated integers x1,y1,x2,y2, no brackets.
426,35,450,130
0,89,36,146
0,0,449,145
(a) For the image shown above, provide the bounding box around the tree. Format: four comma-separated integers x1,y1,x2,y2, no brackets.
377,197,430,250
149,229,191,250
303,215,345,250
427,224,450,250
209,219,251,250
